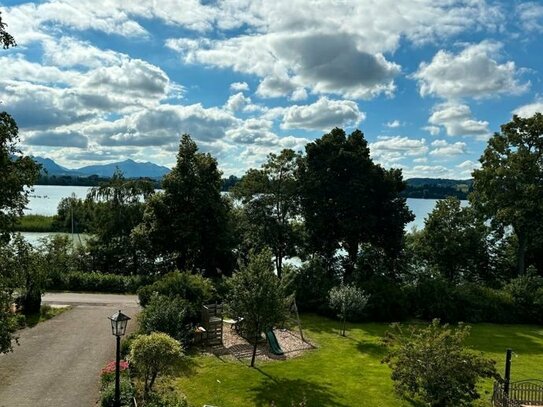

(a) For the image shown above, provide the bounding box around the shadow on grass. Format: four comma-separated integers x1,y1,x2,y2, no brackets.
355,339,387,358
249,369,350,407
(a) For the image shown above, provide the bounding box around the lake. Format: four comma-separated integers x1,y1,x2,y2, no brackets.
21,185,456,243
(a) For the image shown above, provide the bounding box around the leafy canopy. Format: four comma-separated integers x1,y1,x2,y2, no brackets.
382,319,499,406
226,248,288,367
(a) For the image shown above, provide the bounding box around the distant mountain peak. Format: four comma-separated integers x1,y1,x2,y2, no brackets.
32,156,170,179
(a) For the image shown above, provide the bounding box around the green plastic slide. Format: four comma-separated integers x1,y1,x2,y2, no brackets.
266,330,284,355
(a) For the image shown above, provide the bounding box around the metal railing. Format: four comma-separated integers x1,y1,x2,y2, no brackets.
493,380,543,407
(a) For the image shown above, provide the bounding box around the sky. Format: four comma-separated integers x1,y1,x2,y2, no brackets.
1,0,542,178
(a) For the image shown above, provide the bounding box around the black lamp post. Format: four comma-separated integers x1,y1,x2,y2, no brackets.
108,310,131,407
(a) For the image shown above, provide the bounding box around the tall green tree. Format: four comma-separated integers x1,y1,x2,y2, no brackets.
299,128,413,277
0,112,40,243
226,249,288,367
232,149,301,279
136,134,233,276
471,113,543,275
413,197,490,283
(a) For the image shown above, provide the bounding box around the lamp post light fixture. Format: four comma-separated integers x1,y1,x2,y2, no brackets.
108,310,131,407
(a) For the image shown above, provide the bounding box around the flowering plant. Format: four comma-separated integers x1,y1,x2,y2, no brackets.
100,360,130,388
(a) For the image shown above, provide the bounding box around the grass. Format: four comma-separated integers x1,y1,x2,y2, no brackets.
24,304,71,327
168,315,543,407
13,215,58,232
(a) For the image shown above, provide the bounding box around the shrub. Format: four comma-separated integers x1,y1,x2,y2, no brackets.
46,271,152,293
138,294,192,344
137,271,214,315
505,269,543,323
130,332,183,397
383,319,499,406
328,284,368,336
100,360,130,388
360,277,411,322
454,283,514,323
100,375,134,407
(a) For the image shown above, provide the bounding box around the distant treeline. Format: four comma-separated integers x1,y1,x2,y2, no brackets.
402,178,473,200
36,174,241,191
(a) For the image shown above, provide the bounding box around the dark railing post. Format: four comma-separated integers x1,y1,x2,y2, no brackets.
115,335,121,407
504,348,512,396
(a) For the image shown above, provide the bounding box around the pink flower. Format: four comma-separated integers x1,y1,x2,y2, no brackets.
101,360,129,375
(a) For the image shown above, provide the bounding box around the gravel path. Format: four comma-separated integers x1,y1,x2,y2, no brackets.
0,293,139,407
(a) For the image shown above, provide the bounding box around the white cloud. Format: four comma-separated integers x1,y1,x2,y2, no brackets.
225,92,251,112
428,103,491,139
230,82,250,92
430,140,467,156
517,2,543,32
42,37,123,68
423,126,441,136
457,160,480,171
281,97,364,131
370,136,428,158
414,41,528,100
513,101,543,118
385,120,401,128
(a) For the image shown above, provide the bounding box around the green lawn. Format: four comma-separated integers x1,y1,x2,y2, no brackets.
170,315,543,407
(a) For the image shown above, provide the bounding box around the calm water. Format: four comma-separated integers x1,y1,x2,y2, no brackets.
22,185,459,243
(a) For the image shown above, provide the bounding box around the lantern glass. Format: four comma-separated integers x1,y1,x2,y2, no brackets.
108,310,130,337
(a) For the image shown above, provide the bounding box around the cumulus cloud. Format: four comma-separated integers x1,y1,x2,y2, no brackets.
430,140,467,156
428,103,491,139
225,92,251,112
24,130,89,148
423,126,441,136
513,101,543,118
370,136,428,158
281,97,364,131
230,81,250,92
414,41,528,100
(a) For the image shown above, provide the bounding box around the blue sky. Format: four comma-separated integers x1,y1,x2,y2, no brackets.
1,0,543,178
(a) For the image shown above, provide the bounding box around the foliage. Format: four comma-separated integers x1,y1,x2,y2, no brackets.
382,319,499,406
100,375,134,407
0,10,16,49
298,128,413,276
226,249,289,367
232,149,302,279
144,392,189,407
135,134,234,276
413,198,491,283
13,215,56,232
130,332,183,397
505,268,543,323
0,289,19,353
359,276,411,322
328,284,368,336
100,360,130,387
137,271,214,318
138,294,192,344
283,256,340,315
46,271,152,294
0,112,40,243
471,113,543,275
52,195,96,233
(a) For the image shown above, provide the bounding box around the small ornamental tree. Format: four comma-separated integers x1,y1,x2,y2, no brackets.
328,284,368,336
226,248,288,367
382,319,499,406
130,332,183,397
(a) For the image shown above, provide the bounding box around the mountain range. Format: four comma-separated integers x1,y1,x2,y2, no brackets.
33,156,171,179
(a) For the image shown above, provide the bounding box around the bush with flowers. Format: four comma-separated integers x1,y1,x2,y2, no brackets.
100,359,130,387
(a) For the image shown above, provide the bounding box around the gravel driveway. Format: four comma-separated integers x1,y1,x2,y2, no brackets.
0,293,139,407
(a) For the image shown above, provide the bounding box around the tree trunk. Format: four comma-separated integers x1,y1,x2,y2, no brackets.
276,248,283,280
342,315,346,337
345,239,359,279
517,230,527,275
251,336,258,367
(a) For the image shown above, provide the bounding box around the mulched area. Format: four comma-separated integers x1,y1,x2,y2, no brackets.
204,323,316,362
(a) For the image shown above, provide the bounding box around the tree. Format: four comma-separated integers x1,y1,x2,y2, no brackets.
471,113,543,275
298,128,413,277
0,112,40,243
0,11,16,49
232,149,301,279
413,197,491,283
382,319,499,406
136,135,233,276
328,284,368,336
130,332,183,398
226,249,288,367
